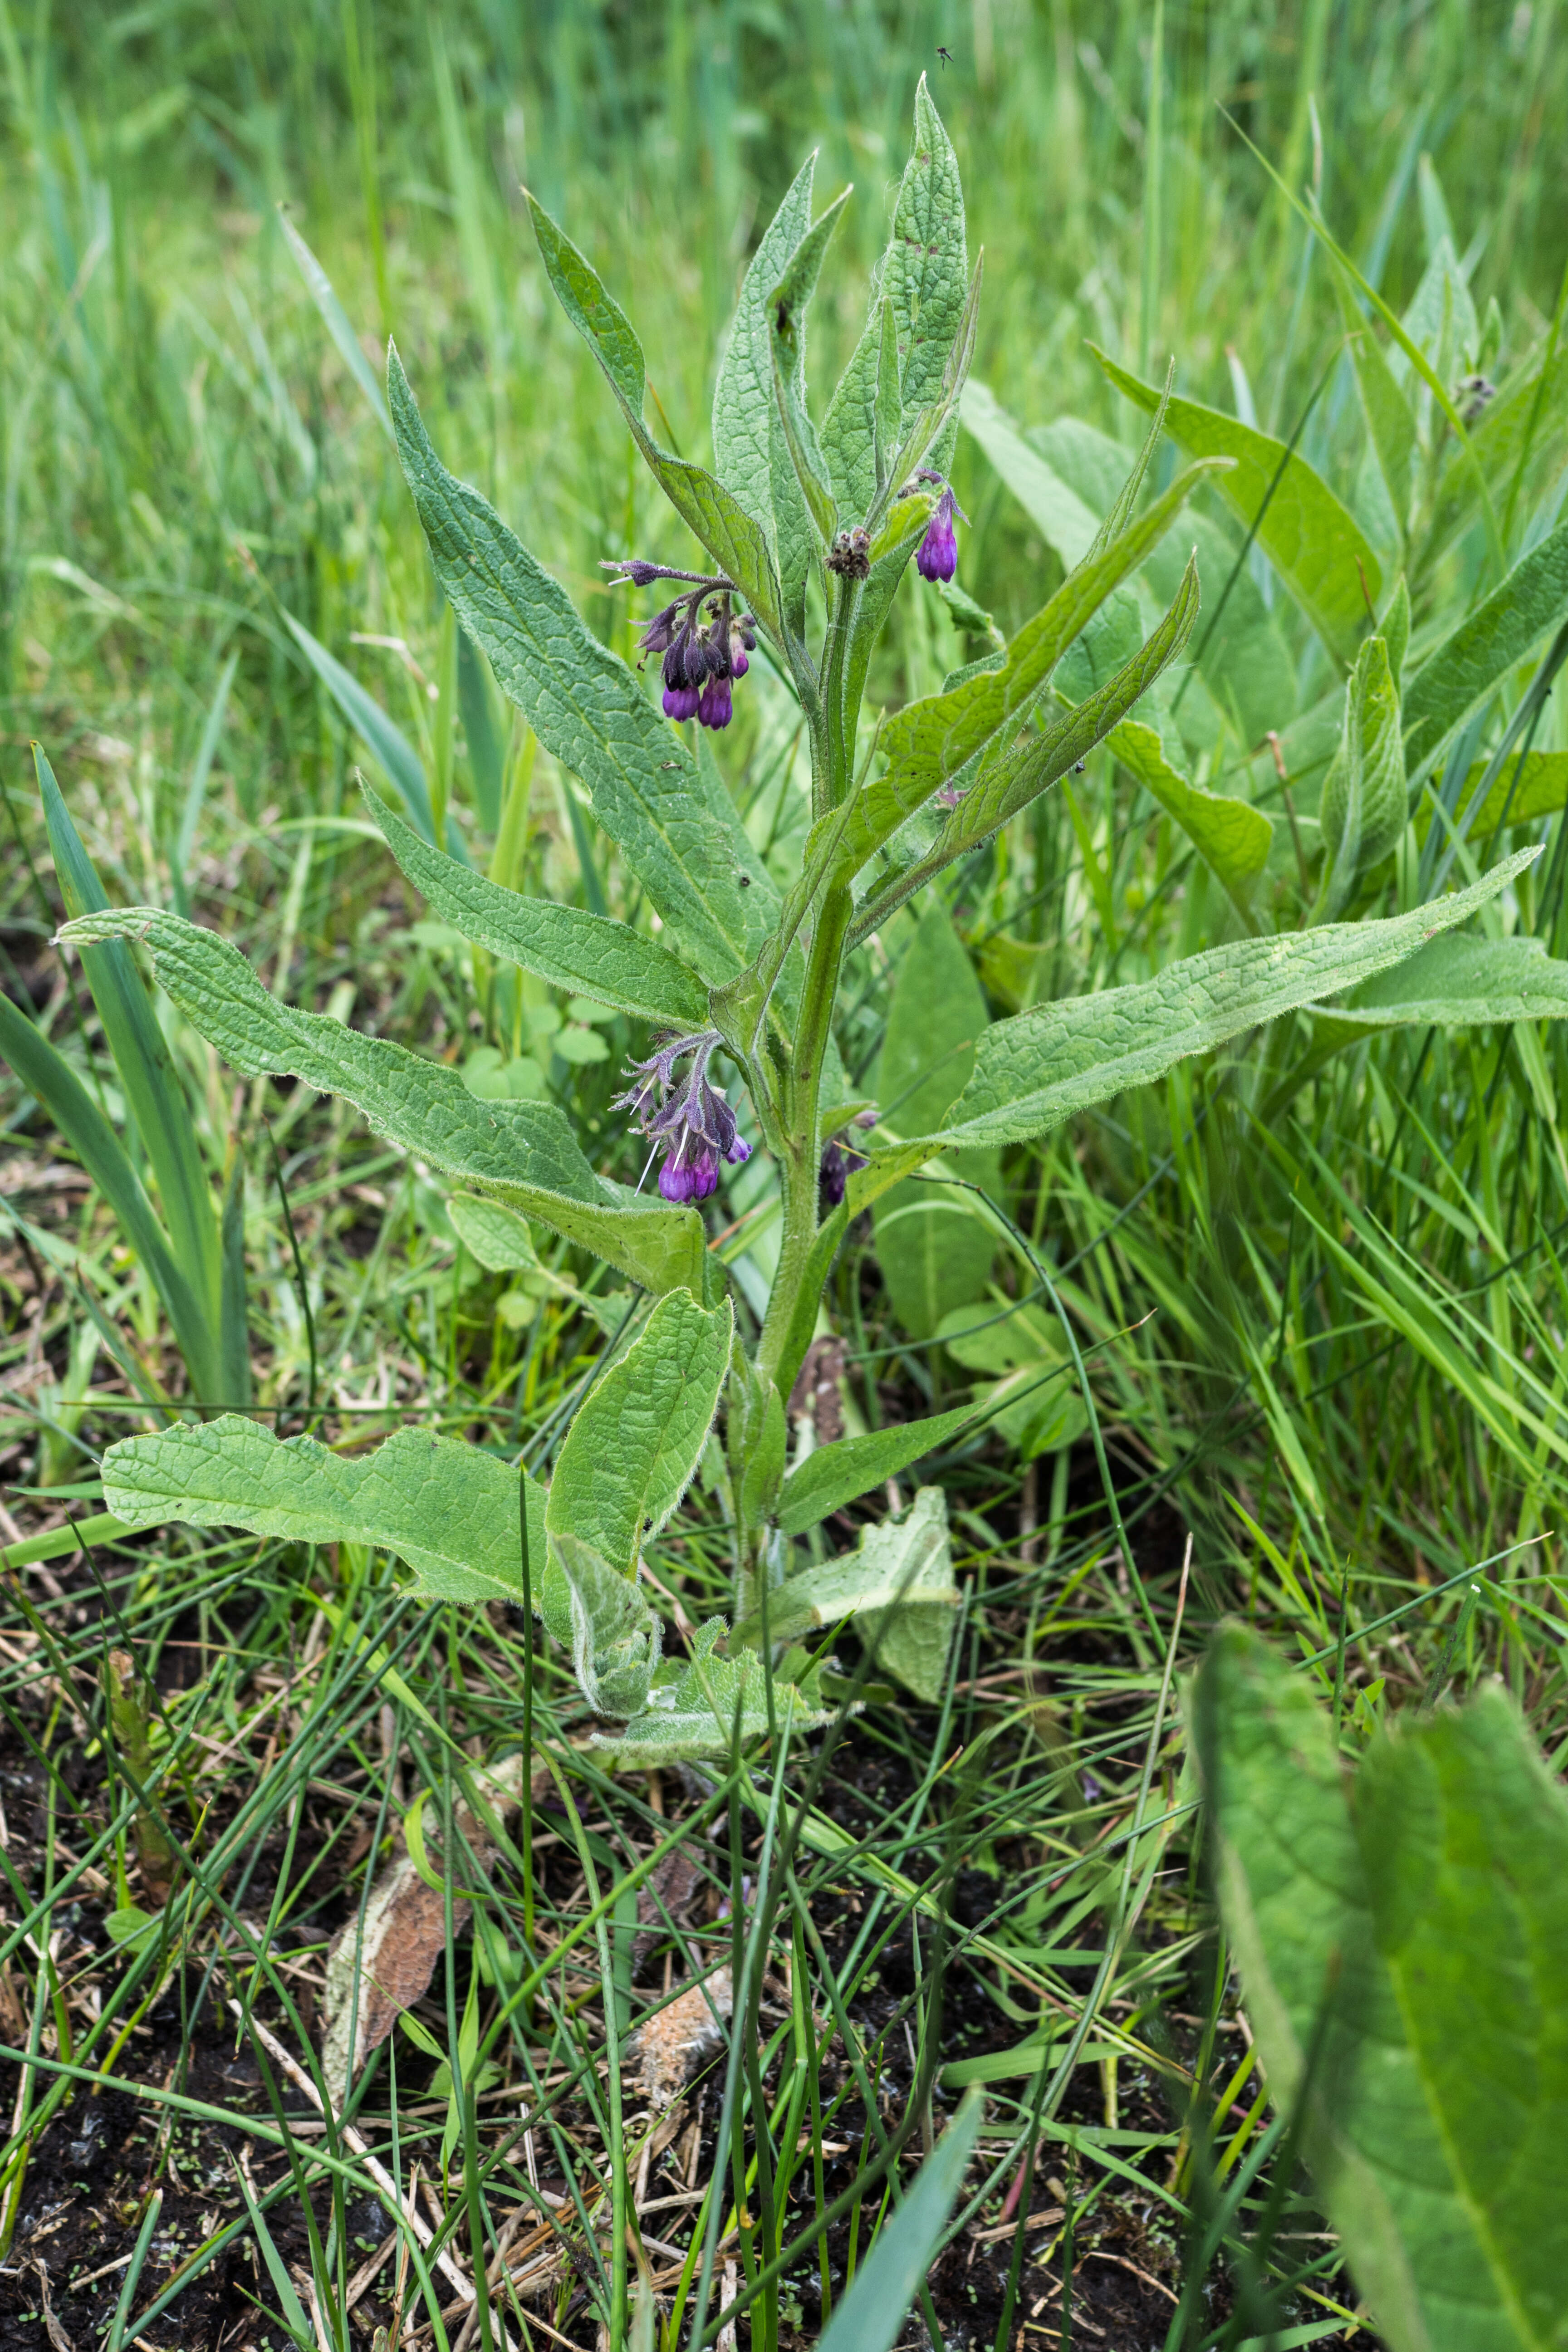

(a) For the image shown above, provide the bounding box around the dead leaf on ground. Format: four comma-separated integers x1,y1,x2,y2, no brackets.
321,1754,524,2108
631,1838,709,1979
627,1965,732,2107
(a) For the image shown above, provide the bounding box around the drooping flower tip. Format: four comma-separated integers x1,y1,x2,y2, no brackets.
663,683,701,721
916,487,959,583
660,1148,720,1204
697,676,733,730
726,1133,752,1166
818,1136,869,1211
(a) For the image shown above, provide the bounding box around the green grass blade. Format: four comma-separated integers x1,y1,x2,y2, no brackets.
37,745,225,1351
0,990,217,1394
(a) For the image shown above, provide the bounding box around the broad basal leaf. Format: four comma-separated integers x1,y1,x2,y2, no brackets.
365,787,710,1027
592,1619,830,1763
1402,519,1568,787
1194,1625,1568,2352
524,196,785,645
56,907,708,1298
387,352,773,985
736,1485,959,1674
101,1417,545,1606
849,849,1539,1197
1093,348,1381,667
548,1531,662,1720
545,1287,730,1578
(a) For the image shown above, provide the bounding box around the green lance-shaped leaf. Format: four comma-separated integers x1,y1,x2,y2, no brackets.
1193,1625,1568,2352
1105,717,1272,902
880,75,969,429
590,1619,831,1764
545,1287,731,1580
848,553,1202,946
281,610,442,851
712,153,816,535
1093,348,1382,668
874,254,984,533
56,907,708,1297
767,187,853,578
36,747,229,1389
101,1416,547,1607
849,848,1540,1199
777,1396,983,1534
1319,931,1568,1028
524,195,785,647
1318,634,1406,919
822,297,902,523
0,992,216,1392
388,352,772,986
364,787,709,1028
1402,519,1568,788
844,461,1220,861
711,157,821,639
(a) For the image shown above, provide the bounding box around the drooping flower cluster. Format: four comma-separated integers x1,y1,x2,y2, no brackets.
604,559,755,731
615,1030,752,1205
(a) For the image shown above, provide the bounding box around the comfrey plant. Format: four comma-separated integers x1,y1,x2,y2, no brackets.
61,84,1539,1759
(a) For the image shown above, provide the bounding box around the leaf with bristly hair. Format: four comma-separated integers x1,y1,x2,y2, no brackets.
545,1289,732,1578
1194,1624,1568,2352
56,905,709,1298
363,785,710,1027
387,351,774,986
849,850,1541,1201
101,1418,546,1606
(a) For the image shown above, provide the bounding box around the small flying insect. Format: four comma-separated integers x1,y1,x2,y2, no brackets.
936,45,954,65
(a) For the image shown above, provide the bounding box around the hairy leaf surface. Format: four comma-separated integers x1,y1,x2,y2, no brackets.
57,908,708,1296
1195,1626,1568,2352
102,1418,545,1606
389,352,772,983
366,788,710,1026
850,851,1539,1194
545,1288,730,1578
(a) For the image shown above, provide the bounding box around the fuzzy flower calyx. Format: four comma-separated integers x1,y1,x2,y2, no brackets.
615,1030,752,1205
